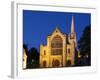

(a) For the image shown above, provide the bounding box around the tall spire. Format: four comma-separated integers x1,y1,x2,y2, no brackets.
71,16,75,33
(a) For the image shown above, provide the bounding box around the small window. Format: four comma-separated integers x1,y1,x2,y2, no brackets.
68,48,70,54
44,50,46,55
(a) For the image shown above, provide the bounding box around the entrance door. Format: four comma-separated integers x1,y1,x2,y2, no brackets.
43,61,47,67
66,60,71,66
52,60,60,67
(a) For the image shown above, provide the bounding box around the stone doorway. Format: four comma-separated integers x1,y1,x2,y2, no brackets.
43,61,47,67
52,60,60,67
66,60,71,66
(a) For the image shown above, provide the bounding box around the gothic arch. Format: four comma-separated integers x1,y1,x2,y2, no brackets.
52,59,60,67
66,60,71,66
43,60,47,67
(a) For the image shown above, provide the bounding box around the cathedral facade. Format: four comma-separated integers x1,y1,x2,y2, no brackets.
40,16,76,68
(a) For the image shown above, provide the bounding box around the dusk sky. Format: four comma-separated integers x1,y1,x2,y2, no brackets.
23,10,91,51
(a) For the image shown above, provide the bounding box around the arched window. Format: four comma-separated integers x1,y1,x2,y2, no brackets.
68,48,70,54
44,50,46,55
43,61,46,67
51,35,63,55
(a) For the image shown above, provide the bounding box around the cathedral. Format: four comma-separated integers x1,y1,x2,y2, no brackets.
40,16,77,68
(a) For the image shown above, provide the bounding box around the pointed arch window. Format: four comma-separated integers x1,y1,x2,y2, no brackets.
51,35,63,55
44,50,46,55
68,48,70,54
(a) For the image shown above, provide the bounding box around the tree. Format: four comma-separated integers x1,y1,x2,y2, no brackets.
27,47,39,68
74,48,79,66
78,25,91,66
29,48,39,61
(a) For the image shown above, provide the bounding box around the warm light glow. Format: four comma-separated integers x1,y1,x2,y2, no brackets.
40,16,76,68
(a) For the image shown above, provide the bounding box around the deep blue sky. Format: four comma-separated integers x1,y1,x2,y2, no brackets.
23,10,91,51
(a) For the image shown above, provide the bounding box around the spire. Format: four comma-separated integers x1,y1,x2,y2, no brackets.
71,16,75,33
